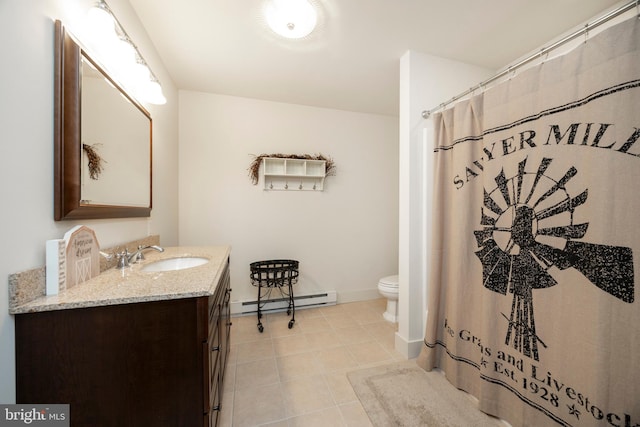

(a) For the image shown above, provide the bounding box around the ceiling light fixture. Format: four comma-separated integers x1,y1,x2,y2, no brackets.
264,0,318,39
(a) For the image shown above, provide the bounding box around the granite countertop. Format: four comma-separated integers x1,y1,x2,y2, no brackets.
10,246,231,314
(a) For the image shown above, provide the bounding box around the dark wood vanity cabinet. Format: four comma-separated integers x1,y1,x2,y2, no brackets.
15,261,231,427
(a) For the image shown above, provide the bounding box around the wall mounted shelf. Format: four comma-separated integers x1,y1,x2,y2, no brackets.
262,157,326,191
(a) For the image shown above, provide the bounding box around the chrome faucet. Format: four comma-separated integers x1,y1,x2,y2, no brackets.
114,245,164,269
130,245,164,263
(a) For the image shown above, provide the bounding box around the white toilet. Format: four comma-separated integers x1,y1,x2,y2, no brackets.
377,275,399,322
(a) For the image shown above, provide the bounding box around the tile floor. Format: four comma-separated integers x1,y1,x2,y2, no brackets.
218,298,406,427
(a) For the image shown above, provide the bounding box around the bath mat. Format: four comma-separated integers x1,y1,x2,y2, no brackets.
347,361,503,427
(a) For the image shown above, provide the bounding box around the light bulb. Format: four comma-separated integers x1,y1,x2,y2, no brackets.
86,6,115,41
140,80,167,105
130,62,151,85
95,38,134,83
113,39,137,68
264,0,317,39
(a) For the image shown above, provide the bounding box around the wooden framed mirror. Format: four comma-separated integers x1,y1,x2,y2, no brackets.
54,20,152,220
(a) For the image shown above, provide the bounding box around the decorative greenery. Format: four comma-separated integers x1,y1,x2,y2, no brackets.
82,143,106,180
248,153,336,185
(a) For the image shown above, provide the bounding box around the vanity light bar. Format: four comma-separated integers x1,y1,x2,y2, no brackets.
85,0,166,105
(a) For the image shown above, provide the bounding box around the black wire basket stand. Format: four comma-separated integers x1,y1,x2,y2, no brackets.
249,260,299,333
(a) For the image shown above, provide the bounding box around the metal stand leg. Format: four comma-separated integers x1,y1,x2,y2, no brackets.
287,279,295,329
257,284,264,333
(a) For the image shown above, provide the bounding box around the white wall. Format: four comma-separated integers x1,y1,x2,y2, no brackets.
0,0,179,403
397,51,494,358
178,91,399,304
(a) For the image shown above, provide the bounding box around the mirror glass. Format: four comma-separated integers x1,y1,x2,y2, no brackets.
54,20,152,220
80,56,150,207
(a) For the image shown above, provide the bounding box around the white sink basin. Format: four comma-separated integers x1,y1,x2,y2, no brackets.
141,257,209,272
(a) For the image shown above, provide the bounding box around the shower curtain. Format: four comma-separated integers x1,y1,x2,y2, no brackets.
416,17,640,427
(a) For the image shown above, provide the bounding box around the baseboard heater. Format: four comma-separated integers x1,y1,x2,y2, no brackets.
230,290,337,315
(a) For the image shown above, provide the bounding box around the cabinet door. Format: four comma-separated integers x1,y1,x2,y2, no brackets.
16,298,205,426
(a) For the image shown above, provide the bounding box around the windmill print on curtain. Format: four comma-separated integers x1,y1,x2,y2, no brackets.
416,17,640,427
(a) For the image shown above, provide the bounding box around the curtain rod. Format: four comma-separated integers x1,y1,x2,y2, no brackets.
421,0,638,119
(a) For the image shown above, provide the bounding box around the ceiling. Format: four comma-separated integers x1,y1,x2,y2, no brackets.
129,0,623,116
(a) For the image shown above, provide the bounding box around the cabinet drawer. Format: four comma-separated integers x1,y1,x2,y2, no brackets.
205,314,222,413
209,304,220,340
208,337,222,410
210,349,221,411
209,294,220,325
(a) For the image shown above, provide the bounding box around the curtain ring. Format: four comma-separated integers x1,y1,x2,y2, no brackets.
539,48,549,64
584,23,589,44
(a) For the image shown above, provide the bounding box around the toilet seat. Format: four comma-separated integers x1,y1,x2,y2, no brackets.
378,275,399,288
378,282,398,293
